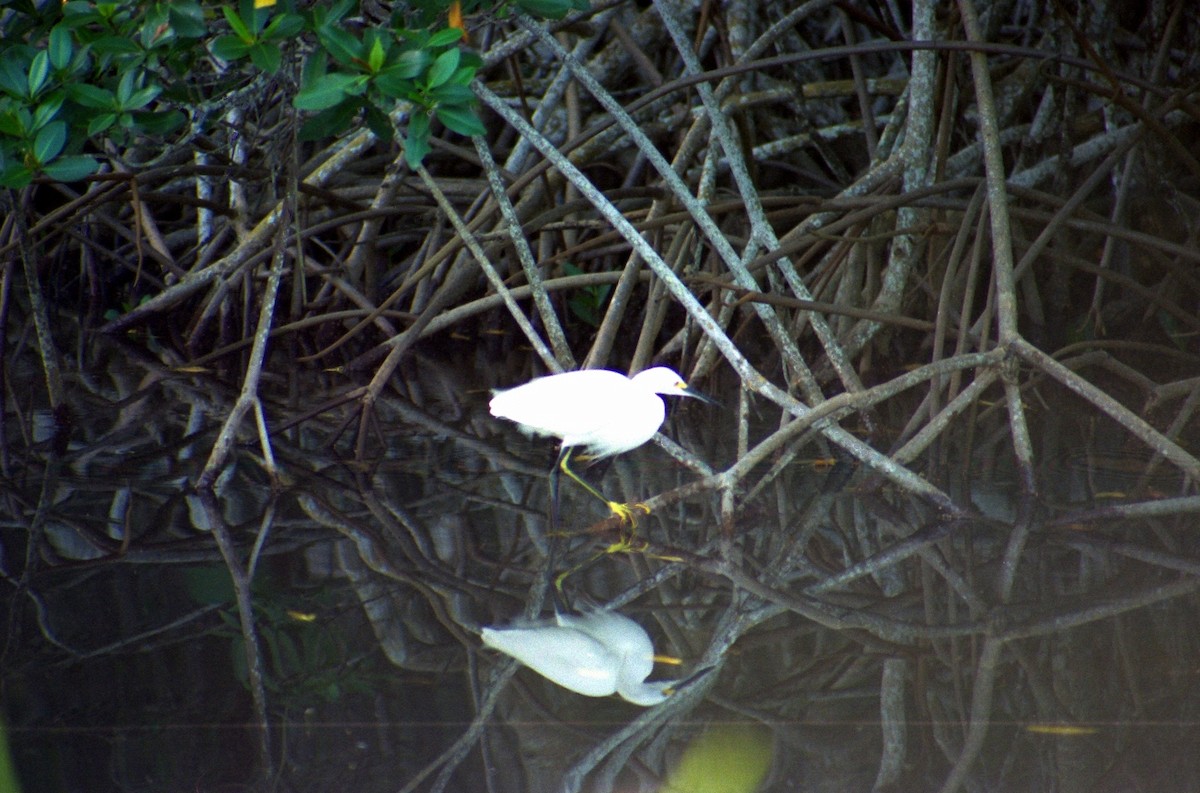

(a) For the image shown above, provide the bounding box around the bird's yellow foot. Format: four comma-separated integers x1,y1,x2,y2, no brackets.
607,501,651,526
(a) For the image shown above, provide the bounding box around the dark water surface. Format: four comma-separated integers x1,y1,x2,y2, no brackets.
5,330,1200,793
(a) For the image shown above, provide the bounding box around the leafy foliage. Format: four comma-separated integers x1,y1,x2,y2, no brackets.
295,0,485,167
0,0,590,188
211,0,305,74
563,262,612,327
0,0,203,187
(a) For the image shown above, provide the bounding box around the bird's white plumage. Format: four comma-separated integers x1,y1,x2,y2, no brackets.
489,367,700,458
480,609,672,706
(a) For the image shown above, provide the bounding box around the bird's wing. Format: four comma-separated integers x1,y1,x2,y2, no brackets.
490,372,626,438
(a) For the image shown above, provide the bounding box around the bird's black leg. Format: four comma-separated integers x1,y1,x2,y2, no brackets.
550,446,570,530
558,448,647,524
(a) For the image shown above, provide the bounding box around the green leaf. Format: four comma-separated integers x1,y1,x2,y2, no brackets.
125,84,161,111
68,50,91,78
33,120,66,164
322,0,357,26
297,98,357,141
87,112,117,136
116,70,135,105
27,50,50,97
294,72,363,111
240,0,266,35
141,7,174,49
426,48,459,89
69,83,114,109
211,35,252,62
62,1,99,21
446,64,477,87
222,5,254,43
404,111,430,168
32,96,64,131
0,111,26,137
563,261,611,326
248,42,282,73
435,104,485,137
43,154,98,182
134,109,185,136
90,36,142,57
373,70,412,99
0,163,34,188
0,56,27,97
301,52,328,87
183,566,236,606
263,13,304,41
391,49,431,80
366,37,385,73
318,27,362,67
427,27,466,48
429,83,474,105
49,27,74,71
169,1,207,38
363,102,392,140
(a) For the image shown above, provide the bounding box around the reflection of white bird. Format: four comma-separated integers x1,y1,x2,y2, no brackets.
489,368,712,522
481,609,674,706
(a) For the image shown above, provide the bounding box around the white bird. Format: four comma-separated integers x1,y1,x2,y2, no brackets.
489,367,711,522
481,608,674,706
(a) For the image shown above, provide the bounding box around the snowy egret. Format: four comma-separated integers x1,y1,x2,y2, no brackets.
481,608,674,706
489,367,711,522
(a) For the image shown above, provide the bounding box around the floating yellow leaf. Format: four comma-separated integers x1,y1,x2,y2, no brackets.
1025,723,1099,736
662,724,773,793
